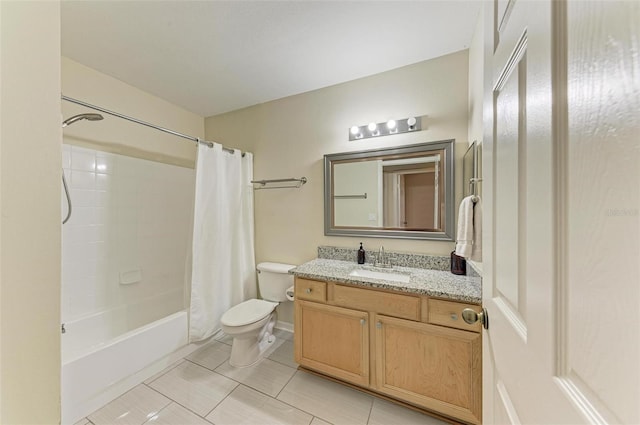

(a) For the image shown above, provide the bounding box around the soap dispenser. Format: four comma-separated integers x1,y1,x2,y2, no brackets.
357,243,366,264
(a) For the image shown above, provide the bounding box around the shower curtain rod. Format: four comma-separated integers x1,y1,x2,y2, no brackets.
62,95,243,156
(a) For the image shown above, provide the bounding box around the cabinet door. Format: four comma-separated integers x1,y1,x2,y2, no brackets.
374,314,481,425
295,300,369,386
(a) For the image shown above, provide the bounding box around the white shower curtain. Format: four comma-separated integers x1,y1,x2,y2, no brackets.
189,143,256,342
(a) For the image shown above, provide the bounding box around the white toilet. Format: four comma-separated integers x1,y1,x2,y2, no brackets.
220,262,295,367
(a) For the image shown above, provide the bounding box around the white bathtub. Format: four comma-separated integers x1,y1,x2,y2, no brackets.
61,309,191,424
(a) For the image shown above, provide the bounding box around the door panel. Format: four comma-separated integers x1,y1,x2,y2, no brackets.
559,2,640,423
483,0,639,423
494,33,527,328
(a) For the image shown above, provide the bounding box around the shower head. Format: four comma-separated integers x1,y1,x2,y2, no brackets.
62,113,104,127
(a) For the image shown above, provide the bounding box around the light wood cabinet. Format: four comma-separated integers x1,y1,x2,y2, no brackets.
374,314,481,424
294,277,482,424
294,300,369,386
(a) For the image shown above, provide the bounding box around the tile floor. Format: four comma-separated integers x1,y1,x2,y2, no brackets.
75,329,449,425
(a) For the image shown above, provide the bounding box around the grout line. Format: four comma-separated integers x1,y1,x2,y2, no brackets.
211,359,297,400
365,396,375,425
185,356,230,373
202,382,241,419
144,359,185,385
274,366,298,399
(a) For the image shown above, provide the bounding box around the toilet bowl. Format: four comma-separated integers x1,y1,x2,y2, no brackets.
220,262,295,367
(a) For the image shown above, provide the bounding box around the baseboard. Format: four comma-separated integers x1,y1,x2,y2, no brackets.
275,320,293,333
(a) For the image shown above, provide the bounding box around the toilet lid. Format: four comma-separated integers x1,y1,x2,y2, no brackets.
221,299,278,327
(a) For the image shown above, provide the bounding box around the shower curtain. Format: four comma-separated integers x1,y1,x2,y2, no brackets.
189,143,256,342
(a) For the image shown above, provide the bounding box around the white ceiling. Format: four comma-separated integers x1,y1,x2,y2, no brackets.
61,1,481,117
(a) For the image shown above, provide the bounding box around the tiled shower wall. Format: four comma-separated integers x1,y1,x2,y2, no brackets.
62,145,195,328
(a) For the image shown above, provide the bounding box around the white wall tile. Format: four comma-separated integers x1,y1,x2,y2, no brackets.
62,146,195,327
71,149,96,172
95,173,111,190
70,170,95,190
95,152,115,175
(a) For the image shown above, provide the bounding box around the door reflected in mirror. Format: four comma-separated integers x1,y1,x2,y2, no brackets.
324,140,454,241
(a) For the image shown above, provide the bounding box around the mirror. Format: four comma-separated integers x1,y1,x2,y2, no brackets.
324,140,454,240
463,141,482,199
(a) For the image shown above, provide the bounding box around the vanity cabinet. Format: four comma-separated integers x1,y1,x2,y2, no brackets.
374,314,481,424
295,300,369,386
294,277,482,425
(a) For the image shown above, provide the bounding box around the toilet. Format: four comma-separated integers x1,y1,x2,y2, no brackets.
220,262,295,367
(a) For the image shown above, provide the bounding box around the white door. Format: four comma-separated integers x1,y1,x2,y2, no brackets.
482,1,639,423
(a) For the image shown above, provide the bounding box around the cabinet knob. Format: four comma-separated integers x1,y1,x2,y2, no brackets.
450,313,458,321
360,318,366,325
305,288,312,294
376,322,382,329
462,308,489,329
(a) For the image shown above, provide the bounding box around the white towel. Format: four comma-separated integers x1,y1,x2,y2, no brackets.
455,196,482,261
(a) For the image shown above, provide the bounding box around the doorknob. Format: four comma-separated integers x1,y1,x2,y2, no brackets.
462,308,489,329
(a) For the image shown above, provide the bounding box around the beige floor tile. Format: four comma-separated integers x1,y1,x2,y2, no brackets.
277,371,373,425
88,384,171,425
149,361,238,416
368,398,449,425
145,402,212,425
206,384,312,425
73,419,91,425
215,357,297,397
214,332,234,346
310,417,332,425
186,340,232,370
144,359,184,384
268,340,298,369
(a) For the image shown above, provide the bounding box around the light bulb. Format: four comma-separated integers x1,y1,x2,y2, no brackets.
350,126,360,135
387,120,397,130
368,122,377,132
407,117,417,129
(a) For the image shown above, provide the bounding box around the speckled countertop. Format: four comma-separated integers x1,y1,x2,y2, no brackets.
290,258,482,304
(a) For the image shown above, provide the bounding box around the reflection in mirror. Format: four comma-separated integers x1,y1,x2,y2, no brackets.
463,141,482,199
324,140,454,241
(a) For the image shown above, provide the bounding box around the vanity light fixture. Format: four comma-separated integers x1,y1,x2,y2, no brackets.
387,119,397,134
348,116,422,141
350,126,362,139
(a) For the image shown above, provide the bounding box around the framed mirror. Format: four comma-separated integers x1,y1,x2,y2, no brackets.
463,141,482,199
324,140,454,240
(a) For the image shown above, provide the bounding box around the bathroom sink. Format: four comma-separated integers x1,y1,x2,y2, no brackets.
349,269,410,283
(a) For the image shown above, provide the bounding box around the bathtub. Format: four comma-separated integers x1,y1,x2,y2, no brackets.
61,309,192,424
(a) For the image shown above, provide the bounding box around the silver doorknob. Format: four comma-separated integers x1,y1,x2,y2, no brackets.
462,308,489,329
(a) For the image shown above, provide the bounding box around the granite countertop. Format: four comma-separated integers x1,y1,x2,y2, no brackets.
290,258,482,304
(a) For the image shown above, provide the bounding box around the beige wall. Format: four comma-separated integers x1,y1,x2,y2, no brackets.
0,2,62,423
62,57,204,167
468,9,484,147
206,50,469,271
467,11,484,273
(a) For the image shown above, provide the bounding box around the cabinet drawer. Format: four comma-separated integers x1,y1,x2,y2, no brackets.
332,284,420,321
295,278,327,302
428,298,482,332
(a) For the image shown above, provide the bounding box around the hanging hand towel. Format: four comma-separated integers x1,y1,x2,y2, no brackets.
455,196,482,261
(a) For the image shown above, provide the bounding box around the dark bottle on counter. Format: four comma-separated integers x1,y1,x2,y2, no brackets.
357,242,366,264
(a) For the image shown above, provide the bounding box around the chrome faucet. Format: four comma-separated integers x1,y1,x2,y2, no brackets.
374,246,393,268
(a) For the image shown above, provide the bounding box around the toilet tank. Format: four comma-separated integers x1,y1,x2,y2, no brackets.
257,262,296,302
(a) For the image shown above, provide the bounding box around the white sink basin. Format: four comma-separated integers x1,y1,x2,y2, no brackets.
349,269,410,283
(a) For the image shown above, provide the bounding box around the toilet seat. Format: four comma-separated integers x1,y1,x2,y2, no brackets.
221,299,278,327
